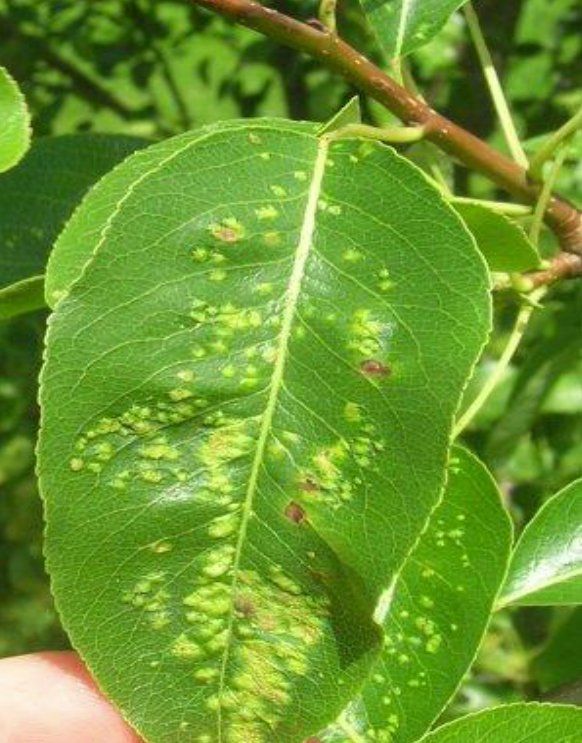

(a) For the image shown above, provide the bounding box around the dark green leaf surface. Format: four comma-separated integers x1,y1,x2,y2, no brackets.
360,0,468,60
499,478,582,607
452,201,540,273
418,702,582,742
39,119,490,742
0,134,146,292
322,447,512,742
533,607,582,693
0,65,30,173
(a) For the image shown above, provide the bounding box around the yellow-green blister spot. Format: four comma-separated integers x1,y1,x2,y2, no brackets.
255,205,279,220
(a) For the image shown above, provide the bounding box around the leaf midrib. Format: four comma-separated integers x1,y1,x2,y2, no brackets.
216,135,330,738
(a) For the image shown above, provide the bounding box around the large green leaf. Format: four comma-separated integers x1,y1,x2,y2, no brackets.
0,65,30,173
360,0,468,60
39,119,490,742
451,201,540,273
0,134,147,294
418,703,582,742
499,478,582,608
321,447,512,742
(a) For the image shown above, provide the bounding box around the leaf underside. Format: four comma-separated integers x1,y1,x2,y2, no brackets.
39,119,490,742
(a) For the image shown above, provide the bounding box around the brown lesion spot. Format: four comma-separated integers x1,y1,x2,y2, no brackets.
210,217,245,243
298,476,319,493
284,501,306,524
213,226,240,243
308,567,332,585
234,594,256,618
360,358,391,378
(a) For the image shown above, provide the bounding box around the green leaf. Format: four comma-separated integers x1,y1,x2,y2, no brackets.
360,0,468,60
0,65,31,173
0,275,45,321
533,607,582,693
452,201,541,273
0,134,147,293
322,446,512,742
486,289,582,467
418,703,582,742
39,119,490,742
499,478,582,607
318,96,362,136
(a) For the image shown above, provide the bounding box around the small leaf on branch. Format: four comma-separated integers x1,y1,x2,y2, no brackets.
0,65,31,173
360,0,469,60
452,200,541,273
499,477,582,607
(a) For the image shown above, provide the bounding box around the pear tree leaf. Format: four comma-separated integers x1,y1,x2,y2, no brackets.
0,65,31,173
452,201,541,273
499,478,582,608
360,0,469,60
0,275,45,321
0,134,147,294
321,446,512,742
317,96,362,136
39,119,490,742
533,607,582,693
417,702,582,742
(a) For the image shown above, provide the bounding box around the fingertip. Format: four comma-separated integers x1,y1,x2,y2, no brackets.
0,651,141,743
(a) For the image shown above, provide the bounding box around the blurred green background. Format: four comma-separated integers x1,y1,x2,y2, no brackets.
0,0,580,718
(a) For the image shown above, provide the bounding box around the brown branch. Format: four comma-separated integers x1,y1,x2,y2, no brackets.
525,251,582,289
190,0,582,256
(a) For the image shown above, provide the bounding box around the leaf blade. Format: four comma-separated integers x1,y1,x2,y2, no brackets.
418,702,582,742
39,119,490,741
499,478,582,607
360,0,469,60
452,201,541,273
322,446,512,742
0,65,31,173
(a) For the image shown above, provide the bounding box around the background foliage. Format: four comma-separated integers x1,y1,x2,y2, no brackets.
0,0,580,724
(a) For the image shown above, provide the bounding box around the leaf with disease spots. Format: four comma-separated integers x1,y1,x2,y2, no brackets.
498,478,582,608
0,65,30,173
417,702,582,742
321,447,512,742
360,0,468,60
39,119,490,742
